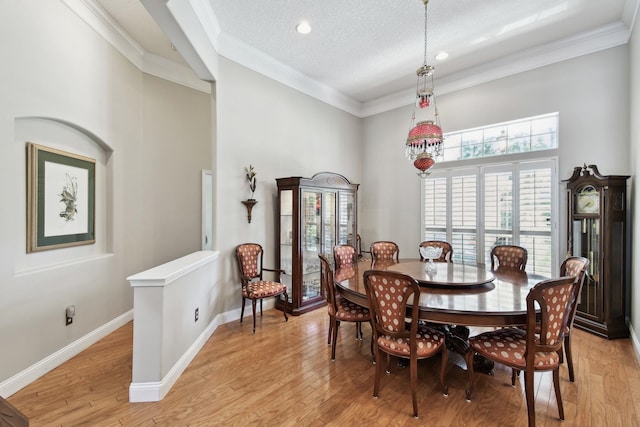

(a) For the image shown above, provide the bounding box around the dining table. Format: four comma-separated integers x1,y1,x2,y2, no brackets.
333,258,548,373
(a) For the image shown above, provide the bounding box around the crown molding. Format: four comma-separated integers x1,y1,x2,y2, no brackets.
361,21,631,117
63,0,635,118
213,31,363,116
63,0,211,94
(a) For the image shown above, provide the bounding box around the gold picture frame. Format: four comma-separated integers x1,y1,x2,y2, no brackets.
26,143,96,253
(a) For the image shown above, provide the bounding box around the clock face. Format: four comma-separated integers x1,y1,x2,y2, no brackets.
576,186,599,214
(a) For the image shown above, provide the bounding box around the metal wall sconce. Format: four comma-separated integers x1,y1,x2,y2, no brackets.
241,199,258,223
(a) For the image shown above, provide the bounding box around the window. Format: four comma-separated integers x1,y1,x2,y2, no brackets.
422,160,556,277
440,113,558,162
423,113,559,276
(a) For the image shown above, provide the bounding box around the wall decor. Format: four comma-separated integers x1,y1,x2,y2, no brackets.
26,143,96,252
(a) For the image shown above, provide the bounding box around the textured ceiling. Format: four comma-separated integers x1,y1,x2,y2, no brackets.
95,0,634,106
207,0,630,102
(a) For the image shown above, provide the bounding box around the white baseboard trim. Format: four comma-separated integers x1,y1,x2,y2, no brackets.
129,311,220,402
1,301,277,400
0,310,133,397
128,301,272,402
628,324,640,366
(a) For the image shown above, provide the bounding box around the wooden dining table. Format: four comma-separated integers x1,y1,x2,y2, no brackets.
334,258,548,372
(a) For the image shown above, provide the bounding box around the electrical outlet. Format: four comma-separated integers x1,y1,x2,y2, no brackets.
194,307,199,322
65,305,75,326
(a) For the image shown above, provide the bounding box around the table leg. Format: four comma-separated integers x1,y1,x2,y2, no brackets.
430,324,495,375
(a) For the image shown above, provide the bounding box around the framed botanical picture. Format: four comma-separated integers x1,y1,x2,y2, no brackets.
26,143,96,252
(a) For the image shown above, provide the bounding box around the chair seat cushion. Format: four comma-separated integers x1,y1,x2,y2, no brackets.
243,281,286,299
334,295,370,321
377,325,445,358
469,328,560,369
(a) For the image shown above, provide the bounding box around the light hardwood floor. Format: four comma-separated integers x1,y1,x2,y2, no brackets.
8,308,640,426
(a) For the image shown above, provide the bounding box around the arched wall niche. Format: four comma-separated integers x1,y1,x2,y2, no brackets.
13,117,113,273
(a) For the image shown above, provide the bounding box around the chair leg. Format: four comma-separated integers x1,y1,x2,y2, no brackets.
327,318,333,345
524,368,535,427
465,350,476,401
260,299,263,316
369,320,376,364
553,367,565,420
251,299,257,333
331,319,339,361
410,355,418,418
440,346,449,396
373,347,383,398
511,368,520,386
240,297,246,323
282,292,289,322
565,334,575,382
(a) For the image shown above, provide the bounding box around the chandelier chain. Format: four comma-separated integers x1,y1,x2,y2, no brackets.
423,0,428,65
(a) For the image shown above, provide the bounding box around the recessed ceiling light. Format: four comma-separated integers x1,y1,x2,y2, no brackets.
296,21,311,34
435,51,449,61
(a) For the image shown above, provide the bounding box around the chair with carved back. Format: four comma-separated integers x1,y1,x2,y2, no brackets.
319,254,371,360
465,275,577,427
363,269,448,418
235,243,289,333
490,244,528,272
419,240,453,262
558,256,590,382
512,256,589,386
333,244,358,269
370,241,400,262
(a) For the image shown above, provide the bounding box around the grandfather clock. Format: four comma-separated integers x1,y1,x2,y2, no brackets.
564,165,630,339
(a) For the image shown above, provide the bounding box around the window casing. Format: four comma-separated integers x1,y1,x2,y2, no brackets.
422,159,558,277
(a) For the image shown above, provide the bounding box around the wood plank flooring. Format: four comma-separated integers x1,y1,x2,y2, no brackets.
7,308,640,426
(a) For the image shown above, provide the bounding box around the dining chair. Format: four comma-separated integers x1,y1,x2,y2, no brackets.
490,244,528,271
465,275,577,427
333,244,358,269
363,269,448,418
558,256,590,382
235,243,289,333
419,240,453,262
319,254,371,360
370,241,399,261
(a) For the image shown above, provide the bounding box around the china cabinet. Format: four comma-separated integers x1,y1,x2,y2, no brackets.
564,165,630,339
276,172,358,314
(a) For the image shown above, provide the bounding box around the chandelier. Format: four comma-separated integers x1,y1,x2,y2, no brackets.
405,0,443,178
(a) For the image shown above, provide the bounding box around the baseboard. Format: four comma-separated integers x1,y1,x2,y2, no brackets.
128,301,271,402
1,300,274,400
0,310,133,397
129,311,221,402
629,323,640,366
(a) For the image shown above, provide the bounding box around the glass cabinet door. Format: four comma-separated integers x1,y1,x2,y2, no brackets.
338,192,355,245
323,192,336,256
279,190,293,302
302,191,322,301
572,218,600,320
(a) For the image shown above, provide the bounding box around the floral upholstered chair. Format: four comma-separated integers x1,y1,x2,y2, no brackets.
235,243,289,333
465,275,577,427
319,254,371,360
363,269,448,418
333,245,357,269
370,241,399,262
490,244,528,271
419,240,453,262
558,256,589,382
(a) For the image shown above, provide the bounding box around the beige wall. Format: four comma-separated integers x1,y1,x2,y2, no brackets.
212,57,363,315
0,1,211,384
361,46,630,261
